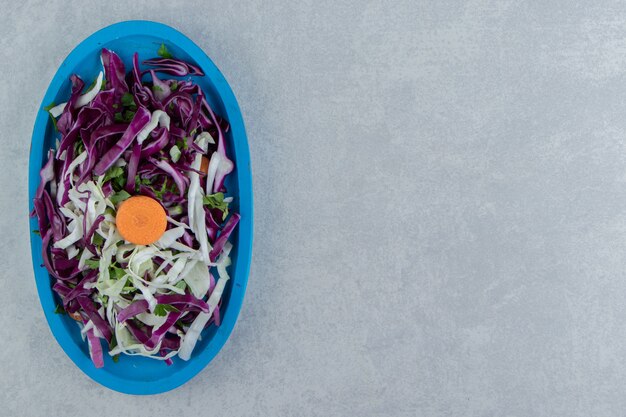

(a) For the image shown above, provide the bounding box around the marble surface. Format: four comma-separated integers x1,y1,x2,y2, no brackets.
3,1,626,415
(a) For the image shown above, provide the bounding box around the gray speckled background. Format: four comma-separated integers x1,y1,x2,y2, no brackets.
2,0,626,415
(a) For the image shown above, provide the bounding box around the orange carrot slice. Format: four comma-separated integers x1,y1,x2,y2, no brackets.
200,156,209,174
115,196,167,245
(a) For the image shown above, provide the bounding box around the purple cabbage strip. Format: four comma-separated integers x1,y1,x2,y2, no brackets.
32,198,47,235
168,125,187,139
132,53,142,86
93,107,151,175
182,230,194,247
176,80,196,94
101,49,128,97
148,157,188,197
142,57,204,77
56,75,85,135
51,255,79,273
76,296,112,343
125,143,142,193
83,215,105,254
79,124,127,184
209,213,240,262
138,185,158,199
161,351,174,366
205,209,221,243
52,281,72,298
36,149,55,200
154,294,210,313
101,181,113,197
149,70,171,101
144,311,182,350
43,190,66,241
140,127,169,157
161,335,181,351
117,300,149,323
85,326,104,368
58,107,104,160
40,231,59,279
202,96,234,192
187,94,203,133
90,89,117,118
137,86,164,111
64,270,97,304
162,91,193,109
125,319,151,344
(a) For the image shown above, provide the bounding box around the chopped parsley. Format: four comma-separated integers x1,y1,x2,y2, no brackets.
157,43,173,59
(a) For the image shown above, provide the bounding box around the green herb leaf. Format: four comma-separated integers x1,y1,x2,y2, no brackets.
152,84,163,93
171,81,179,91
112,355,119,363
121,92,135,107
114,109,136,123
174,280,187,291
54,304,66,315
104,166,126,192
122,285,138,293
110,266,126,280
123,109,136,122
153,304,180,317
168,205,183,216
103,166,124,183
33,229,40,236
152,180,169,200
157,43,173,59
92,233,105,247
84,259,100,269
176,138,189,150
110,190,131,205
110,333,117,350
112,174,126,192
202,192,229,220
73,138,85,155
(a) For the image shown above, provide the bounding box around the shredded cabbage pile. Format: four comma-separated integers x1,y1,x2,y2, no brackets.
32,45,240,367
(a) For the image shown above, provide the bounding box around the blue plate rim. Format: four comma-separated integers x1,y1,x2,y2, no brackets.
28,20,253,395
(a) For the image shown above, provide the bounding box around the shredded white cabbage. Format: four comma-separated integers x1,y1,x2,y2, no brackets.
188,153,212,263
178,243,232,360
137,110,170,144
195,132,214,153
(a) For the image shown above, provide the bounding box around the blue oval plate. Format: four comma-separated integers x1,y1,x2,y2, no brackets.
28,21,253,395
